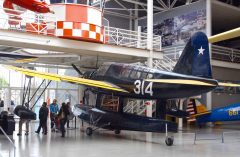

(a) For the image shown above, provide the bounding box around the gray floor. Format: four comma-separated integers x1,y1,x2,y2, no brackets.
1,121,240,157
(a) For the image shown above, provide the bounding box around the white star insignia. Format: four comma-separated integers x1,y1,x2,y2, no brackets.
198,46,205,55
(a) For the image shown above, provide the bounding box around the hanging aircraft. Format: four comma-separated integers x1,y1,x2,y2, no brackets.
3,0,53,25
3,0,53,14
187,99,240,125
4,32,240,146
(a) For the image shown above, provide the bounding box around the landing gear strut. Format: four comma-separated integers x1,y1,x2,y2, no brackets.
165,123,174,146
86,127,93,136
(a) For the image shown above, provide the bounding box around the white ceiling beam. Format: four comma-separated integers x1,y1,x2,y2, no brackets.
104,8,147,11
120,0,165,11
104,10,136,18
186,0,193,5
92,0,112,6
156,0,168,9
170,0,178,8
114,0,130,13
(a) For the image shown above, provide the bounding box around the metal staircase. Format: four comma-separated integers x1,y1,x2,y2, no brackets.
124,99,156,116
152,55,176,71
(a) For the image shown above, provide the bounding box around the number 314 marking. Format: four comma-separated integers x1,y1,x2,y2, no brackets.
134,80,153,96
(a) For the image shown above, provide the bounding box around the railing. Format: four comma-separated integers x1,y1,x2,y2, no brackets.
163,45,240,64
0,6,162,52
0,126,16,157
0,6,56,36
212,45,240,63
104,27,162,51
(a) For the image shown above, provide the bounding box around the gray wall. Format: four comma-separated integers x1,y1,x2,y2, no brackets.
212,66,240,108
104,14,130,29
103,0,132,29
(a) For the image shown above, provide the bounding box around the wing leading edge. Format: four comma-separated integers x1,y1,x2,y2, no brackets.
6,66,128,93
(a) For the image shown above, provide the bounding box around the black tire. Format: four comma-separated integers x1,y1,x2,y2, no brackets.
86,127,93,136
165,137,174,146
114,130,121,135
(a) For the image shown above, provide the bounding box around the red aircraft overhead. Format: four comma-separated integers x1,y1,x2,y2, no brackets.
3,0,53,13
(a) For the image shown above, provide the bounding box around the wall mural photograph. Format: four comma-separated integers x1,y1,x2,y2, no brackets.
143,9,206,47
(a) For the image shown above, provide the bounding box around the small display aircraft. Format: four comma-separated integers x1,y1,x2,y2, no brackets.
3,0,53,25
187,99,240,125
3,0,53,14
5,32,240,146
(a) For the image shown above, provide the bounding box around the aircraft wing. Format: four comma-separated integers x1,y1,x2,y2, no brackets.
6,66,128,93
145,79,240,87
218,82,240,87
0,52,38,63
144,79,217,86
191,111,211,117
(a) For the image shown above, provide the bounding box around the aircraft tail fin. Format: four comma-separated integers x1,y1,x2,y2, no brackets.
173,32,212,78
186,99,210,122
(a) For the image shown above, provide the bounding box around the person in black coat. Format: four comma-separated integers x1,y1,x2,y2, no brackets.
35,102,49,135
58,102,70,137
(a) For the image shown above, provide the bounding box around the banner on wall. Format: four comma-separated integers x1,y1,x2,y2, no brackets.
143,9,206,47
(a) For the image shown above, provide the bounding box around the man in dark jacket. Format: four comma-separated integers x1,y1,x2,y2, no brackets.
58,102,70,137
35,102,49,135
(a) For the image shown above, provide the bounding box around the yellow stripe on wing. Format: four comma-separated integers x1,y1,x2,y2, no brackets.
5,66,128,93
15,58,38,63
191,111,211,117
145,79,216,86
218,82,240,87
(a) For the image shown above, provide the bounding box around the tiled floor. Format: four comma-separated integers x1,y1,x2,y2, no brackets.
1,121,240,157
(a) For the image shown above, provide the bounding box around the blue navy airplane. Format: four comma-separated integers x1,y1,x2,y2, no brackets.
5,32,239,145
187,99,240,125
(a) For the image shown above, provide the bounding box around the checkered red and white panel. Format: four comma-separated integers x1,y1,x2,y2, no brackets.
56,21,104,43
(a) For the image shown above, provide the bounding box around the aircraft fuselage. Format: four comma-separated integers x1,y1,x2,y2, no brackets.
91,63,218,99
198,103,240,123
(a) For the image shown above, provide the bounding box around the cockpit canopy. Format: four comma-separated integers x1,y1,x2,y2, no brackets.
94,62,155,79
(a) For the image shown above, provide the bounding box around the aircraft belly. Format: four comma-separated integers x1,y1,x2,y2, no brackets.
97,112,178,133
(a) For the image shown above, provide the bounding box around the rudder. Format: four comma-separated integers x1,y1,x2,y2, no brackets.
173,32,212,78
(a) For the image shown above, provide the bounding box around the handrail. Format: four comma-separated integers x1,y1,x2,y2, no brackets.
163,44,240,63
0,126,16,157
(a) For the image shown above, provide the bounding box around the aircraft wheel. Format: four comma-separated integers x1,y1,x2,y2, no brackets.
165,136,174,146
86,127,93,136
114,130,121,135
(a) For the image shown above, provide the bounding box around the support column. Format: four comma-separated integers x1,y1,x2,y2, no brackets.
178,99,183,129
78,86,85,104
147,0,153,68
137,26,141,48
134,2,138,31
156,99,166,119
205,0,212,110
146,101,152,117
118,97,124,114
129,10,133,31
146,0,153,120
96,93,102,109
4,87,11,111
